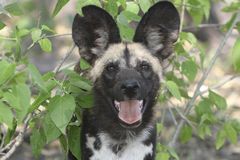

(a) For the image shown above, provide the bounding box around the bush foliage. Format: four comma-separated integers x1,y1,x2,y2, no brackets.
0,0,240,159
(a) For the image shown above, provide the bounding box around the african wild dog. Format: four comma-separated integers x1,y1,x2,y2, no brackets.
69,1,180,160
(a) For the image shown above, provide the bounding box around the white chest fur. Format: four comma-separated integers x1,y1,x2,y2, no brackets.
86,129,153,160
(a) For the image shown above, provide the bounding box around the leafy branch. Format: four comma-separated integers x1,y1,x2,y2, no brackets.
0,114,31,160
168,11,240,148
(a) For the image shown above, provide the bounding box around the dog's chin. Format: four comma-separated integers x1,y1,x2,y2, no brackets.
112,99,147,129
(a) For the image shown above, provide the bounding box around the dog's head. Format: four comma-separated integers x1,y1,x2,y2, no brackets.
72,1,180,129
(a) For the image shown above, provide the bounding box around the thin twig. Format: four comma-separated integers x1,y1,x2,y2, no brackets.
168,12,240,148
0,36,16,41
174,105,196,129
200,74,240,95
0,126,6,149
183,24,223,31
0,33,71,42
0,114,31,160
46,33,72,38
174,3,202,9
179,0,186,33
22,33,72,56
57,61,78,72
167,106,178,126
54,44,76,74
168,101,196,129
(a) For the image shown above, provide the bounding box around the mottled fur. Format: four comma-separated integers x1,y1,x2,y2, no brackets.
69,1,180,160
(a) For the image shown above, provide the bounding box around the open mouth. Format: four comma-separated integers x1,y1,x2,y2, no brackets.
114,100,144,127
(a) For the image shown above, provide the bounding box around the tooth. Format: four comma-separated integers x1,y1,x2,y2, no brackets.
114,100,120,106
139,100,143,109
114,100,120,111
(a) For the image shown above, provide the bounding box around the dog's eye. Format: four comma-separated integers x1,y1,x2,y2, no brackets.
140,62,150,71
106,64,117,72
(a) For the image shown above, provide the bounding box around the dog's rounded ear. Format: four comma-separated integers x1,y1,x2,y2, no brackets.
133,1,180,60
72,5,121,65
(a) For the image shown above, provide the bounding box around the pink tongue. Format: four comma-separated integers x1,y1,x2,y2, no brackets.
118,100,142,124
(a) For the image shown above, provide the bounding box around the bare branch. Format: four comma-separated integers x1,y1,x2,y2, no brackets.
200,74,240,95
179,0,186,33
0,36,16,41
168,12,240,148
46,33,72,38
168,106,178,126
54,44,76,74
0,114,31,160
0,126,6,149
183,24,223,31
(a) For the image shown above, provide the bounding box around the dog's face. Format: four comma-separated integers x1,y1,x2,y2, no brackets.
72,2,180,128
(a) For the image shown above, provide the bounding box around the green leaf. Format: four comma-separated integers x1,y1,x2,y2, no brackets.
12,83,31,122
77,0,101,14
31,28,42,42
180,32,197,45
222,2,240,13
59,135,68,158
200,113,215,125
215,129,226,150
222,13,237,32
52,0,70,17
181,60,198,82
121,11,141,22
118,22,134,41
80,58,91,70
117,13,128,26
30,80,57,112
198,124,211,139
3,92,19,110
157,123,163,134
209,90,227,110
49,95,76,133
0,21,6,30
38,38,52,53
76,94,93,108
200,0,210,19
4,121,17,144
231,120,240,132
30,128,46,157
138,0,151,13
106,0,118,17
41,25,55,33
43,114,61,143
118,0,126,9
0,101,14,129
14,38,21,61
224,123,237,144
195,99,213,117
167,147,179,160
70,79,92,91
156,152,170,160
180,125,192,143
28,63,47,92
0,61,16,86
187,0,204,25
68,126,81,160
231,37,240,71
126,2,139,14
165,81,181,100
9,71,27,85
4,2,23,16
17,29,30,37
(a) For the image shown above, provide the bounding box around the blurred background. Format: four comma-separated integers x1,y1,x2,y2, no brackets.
0,0,240,160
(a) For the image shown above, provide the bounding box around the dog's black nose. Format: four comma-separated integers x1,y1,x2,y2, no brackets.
121,80,140,98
